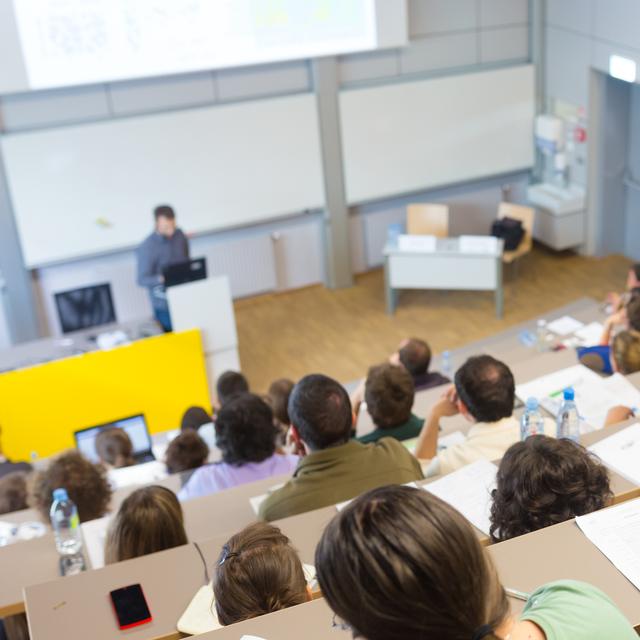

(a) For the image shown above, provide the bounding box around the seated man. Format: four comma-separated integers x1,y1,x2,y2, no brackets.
216,371,249,409
259,374,423,522
357,363,424,444
391,337,449,391
414,355,521,477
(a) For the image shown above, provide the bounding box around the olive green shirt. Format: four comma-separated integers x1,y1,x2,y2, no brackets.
357,413,424,444
258,439,424,522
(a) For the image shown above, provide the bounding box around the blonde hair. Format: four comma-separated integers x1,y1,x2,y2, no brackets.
613,330,640,374
104,485,187,564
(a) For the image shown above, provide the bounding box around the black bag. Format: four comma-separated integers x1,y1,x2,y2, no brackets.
491,216,525,251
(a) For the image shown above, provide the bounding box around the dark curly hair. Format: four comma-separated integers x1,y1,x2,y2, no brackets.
29,450,112,523
215,393,278,466
489,435,612,542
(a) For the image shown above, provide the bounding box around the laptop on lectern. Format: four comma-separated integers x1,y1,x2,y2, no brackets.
163,257,207,288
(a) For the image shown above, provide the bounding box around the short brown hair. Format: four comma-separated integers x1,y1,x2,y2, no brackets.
0,471,29,515
365,363,414,429
627,295,640,332
95,428,135,468
165,430,209,474
266,378,295,426
612,330,640,374
153,204,175,220
29,450,112,523
490,435,612,542
316,485,508,640
398,338,431,376
104,485,188,564
180,406,212,431
214,522,308,626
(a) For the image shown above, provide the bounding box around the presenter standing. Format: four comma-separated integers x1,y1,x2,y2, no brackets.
136,205,189,332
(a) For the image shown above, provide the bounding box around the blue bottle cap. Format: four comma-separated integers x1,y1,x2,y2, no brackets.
525,397,539,410
52,488,68,502
563,387,575,401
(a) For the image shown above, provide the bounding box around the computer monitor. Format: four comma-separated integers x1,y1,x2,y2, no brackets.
54,283,116,334
163,257,207,288
74,414,155,464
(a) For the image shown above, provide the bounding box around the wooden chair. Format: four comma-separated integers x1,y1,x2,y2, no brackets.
497,202,535,266
406,203,450,237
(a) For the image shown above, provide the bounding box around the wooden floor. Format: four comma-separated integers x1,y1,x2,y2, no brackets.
234,246,631,392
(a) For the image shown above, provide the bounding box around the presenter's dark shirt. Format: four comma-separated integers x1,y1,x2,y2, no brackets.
136,229,190,290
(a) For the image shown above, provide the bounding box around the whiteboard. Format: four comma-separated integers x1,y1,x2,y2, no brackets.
0,93,324,267
339,65,535,204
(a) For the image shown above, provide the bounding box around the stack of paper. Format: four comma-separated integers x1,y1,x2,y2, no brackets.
574,322,605,346
80,514,111,569
422,460,498,535
397,234,437,252
458,235,499,254
589,423,640,485
546,315,585,336
576,498,640,591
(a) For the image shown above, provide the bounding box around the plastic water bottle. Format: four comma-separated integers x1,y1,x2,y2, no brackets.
520,397,545,440
536,319,548,352
556,388,580,442
441,350,453,380
50,488,85,575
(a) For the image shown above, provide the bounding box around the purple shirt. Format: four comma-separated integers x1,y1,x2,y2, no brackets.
178,453,299,501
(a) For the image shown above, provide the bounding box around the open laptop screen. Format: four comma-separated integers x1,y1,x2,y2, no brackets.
74,415,153,464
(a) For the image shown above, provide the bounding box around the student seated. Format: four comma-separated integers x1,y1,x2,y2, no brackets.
316,485,637,640
165,430,209,475
29,450,112,523
357,363,424,444
0,471,29,515
95,428,135,469
0,430,32,480
215,370,249,410
258,374,423,521
266,378,295,447
414,355,532,476
104,485,188,563
490,435,612,542
606,262,640,310
213,522,310,625
602,329,640,426
390,337,450,390
181,406,213,431
178,394,298,501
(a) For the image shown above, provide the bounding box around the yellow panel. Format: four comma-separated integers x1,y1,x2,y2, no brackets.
0,330,210,461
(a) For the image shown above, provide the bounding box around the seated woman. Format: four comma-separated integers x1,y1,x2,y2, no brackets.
180,406,216,451
104,485,188,563
265,378,295,448
178,394,298,501
0,471,29,515
316,485,636,640
603,329,640,427
95,428,135,469
29,450,112,523
214,522,311,625
490,435,612,542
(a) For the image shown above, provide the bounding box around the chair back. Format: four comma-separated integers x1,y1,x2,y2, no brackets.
406,203,450,238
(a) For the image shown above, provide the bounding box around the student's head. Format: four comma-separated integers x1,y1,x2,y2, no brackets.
164,430,209,474
612,330,640,375
180,406,212,432
215,393,278,465
29,450,112,523
490,436,612,543
216,371,249,407
626,295,640,332
104,485,187,564
154,204,176,237
627,263,640,290
288,374,353,452
266,378,295,428
213,522,309,626
364,363,414,429
395,338,431,376
95,428,135,469
454,355,515,423
316,485,509,640
0,471,29,515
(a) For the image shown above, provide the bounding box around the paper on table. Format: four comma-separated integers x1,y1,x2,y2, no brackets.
458,235,499,254
336,482,419,512
80,514,111,569
576,498,640,591
249,483,285,515
397,234,437,253
422,460,498,535
546,315,585,336
589,423,640,485
437,430,466,451
107,460,168,490
574,321,605,346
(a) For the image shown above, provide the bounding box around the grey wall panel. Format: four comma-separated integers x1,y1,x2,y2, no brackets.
593,0,640,52
545,26,591,108
479,0,529,27
546,0,593,35
399,32,478,75
480,26,529,63
108,72,217,116
408,0,477,37
214,61,310,103
0,0,28,95
0,86,110,131
625,85,640,260
338,50,399,85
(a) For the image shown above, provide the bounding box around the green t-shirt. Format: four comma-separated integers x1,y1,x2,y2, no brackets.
520,580,636,639
357,414,424,444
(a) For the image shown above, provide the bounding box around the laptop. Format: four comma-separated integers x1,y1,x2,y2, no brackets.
163,257,207,288
74,414,155,465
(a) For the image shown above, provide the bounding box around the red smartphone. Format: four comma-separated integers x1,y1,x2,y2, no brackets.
109,584,152,630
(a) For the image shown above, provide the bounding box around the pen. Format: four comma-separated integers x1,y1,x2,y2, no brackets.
505,588,530,602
